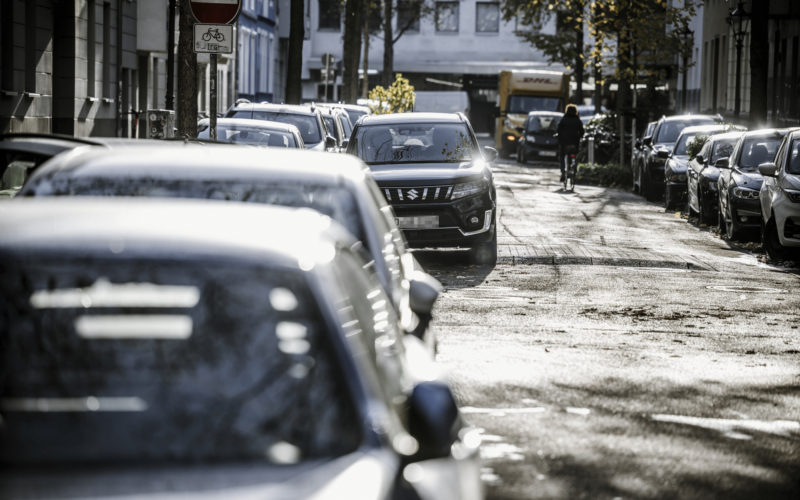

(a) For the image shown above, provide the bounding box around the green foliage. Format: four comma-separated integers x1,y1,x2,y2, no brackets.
368,73,415,114
576,162,631,189
686,135,708,160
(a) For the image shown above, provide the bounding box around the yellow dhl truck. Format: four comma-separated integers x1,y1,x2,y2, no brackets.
495,69,570,158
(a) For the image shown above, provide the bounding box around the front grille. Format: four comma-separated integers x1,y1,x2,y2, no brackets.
382,186,453,203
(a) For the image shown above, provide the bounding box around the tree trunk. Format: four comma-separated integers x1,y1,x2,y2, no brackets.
573,2,583,104
177,0,197,138
342,0,363,103
285,0,304,104
362,14,369,98
749,0,769,125
382,0,394,86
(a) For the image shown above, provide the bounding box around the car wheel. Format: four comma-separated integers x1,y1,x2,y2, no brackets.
697,193,709,225
470,227,497,266
762,217,787,262
517,147,525,164
632,165,639,194
643,169,657,202
723,198,741,240
664,184,674,211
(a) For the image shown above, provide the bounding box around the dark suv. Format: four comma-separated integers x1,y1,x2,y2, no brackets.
347,112,499,265
225,101,335,151
635,114,721,201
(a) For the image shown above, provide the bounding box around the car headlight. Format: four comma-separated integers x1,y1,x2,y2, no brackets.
667,172,687,182
732,187,759,200
451,179,489,200
783,188,800,203
526,135,536,142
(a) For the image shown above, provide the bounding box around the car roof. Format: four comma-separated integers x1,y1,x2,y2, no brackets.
660,114,721,123
526,111,562,117
739,128,792,138
0,133,109,156
229,102,320,115
708,130,745,142
197,117,301,133
358,112,466,125
25,143,370,186
0,197,354,269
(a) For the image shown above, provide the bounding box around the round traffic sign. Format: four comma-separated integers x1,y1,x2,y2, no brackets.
190,0,242,24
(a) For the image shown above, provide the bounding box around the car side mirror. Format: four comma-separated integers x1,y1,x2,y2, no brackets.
758,162,778,177
715,157,729,169
409,270,442,317
694,154,704,164
656,149,670,159
325,135,337,150
635,138,642,148
340,138,349,150
408,381,460,460
642,136,653,147
483,146,498,162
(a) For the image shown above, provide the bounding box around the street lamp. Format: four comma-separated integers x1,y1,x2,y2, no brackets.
727,1,749,118
681,26,694,113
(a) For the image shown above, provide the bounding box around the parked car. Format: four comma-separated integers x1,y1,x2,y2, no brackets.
0,197,483,500
197,117,304,148
0,133,109,198
687,130,745,225
576,104,609,125
224,102,335,151
636,114,721,201
20,144,441,348
717,128,790,240
758,128,800,260
516,111,561,164
346,112,499,265
318,106,353,151
664,124,745,211
338,102,372,125
632,121,657,192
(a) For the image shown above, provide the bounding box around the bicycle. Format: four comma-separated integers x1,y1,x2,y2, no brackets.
561,145,578,192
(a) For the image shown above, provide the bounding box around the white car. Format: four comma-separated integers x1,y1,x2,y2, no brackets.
758,128,800,260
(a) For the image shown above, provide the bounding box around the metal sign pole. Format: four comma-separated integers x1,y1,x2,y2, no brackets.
210,53,217,141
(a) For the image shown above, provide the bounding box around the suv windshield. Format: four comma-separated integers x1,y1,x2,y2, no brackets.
27,179,365,242
231,111,322,144
0,258,361,465
737,135,782,170
355,123,475,164
508,95,562,114
526,115,561,134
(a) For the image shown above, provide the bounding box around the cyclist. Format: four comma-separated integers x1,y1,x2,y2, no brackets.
556,104,584,182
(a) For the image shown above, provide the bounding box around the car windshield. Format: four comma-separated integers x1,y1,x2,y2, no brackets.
710,138,739,163
231,111,321,144
737,136,782,170
673,133,698,156
197,124,298,148
656,119,715,144
29,179,365,242
355,123,475,164
0,257,361,465
789,139,800,175
508,95,562,114
526,115,561,134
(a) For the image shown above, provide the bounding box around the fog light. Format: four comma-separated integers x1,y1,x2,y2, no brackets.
469,215,480,225
740,216,748,223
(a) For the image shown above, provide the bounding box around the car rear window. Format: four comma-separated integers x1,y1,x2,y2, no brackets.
656,119,715,144
737,135,782,170
0,256,361,465
197,124,298,148
526,115,561,134
230,111,322,145
354,123,475,164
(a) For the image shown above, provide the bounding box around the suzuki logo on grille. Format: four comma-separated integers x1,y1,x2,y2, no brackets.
406,189,420,200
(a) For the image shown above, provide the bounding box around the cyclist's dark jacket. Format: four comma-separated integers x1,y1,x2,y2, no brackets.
557,114,584,148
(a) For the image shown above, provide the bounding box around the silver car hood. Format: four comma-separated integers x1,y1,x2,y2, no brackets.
1,450,398,500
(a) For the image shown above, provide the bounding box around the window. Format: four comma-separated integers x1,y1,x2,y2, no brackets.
475,2,499,33
397,0,420,33
435,2,458,33
318,0,341,30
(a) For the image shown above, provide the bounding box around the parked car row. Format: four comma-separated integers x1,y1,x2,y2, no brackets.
631,113,800,261
0,106,494,498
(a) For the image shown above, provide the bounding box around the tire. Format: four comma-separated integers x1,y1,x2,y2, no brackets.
470,225,497,266
762,217,787,262
633,164,641,194
722,196,741,240
643,169,657,202
664,184,674,211
517,146,526,164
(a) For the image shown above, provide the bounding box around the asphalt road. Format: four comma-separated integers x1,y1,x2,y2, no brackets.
415,154,800,500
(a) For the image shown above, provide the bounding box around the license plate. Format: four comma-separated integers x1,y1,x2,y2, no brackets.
539,150,557,157
396,215,439,229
